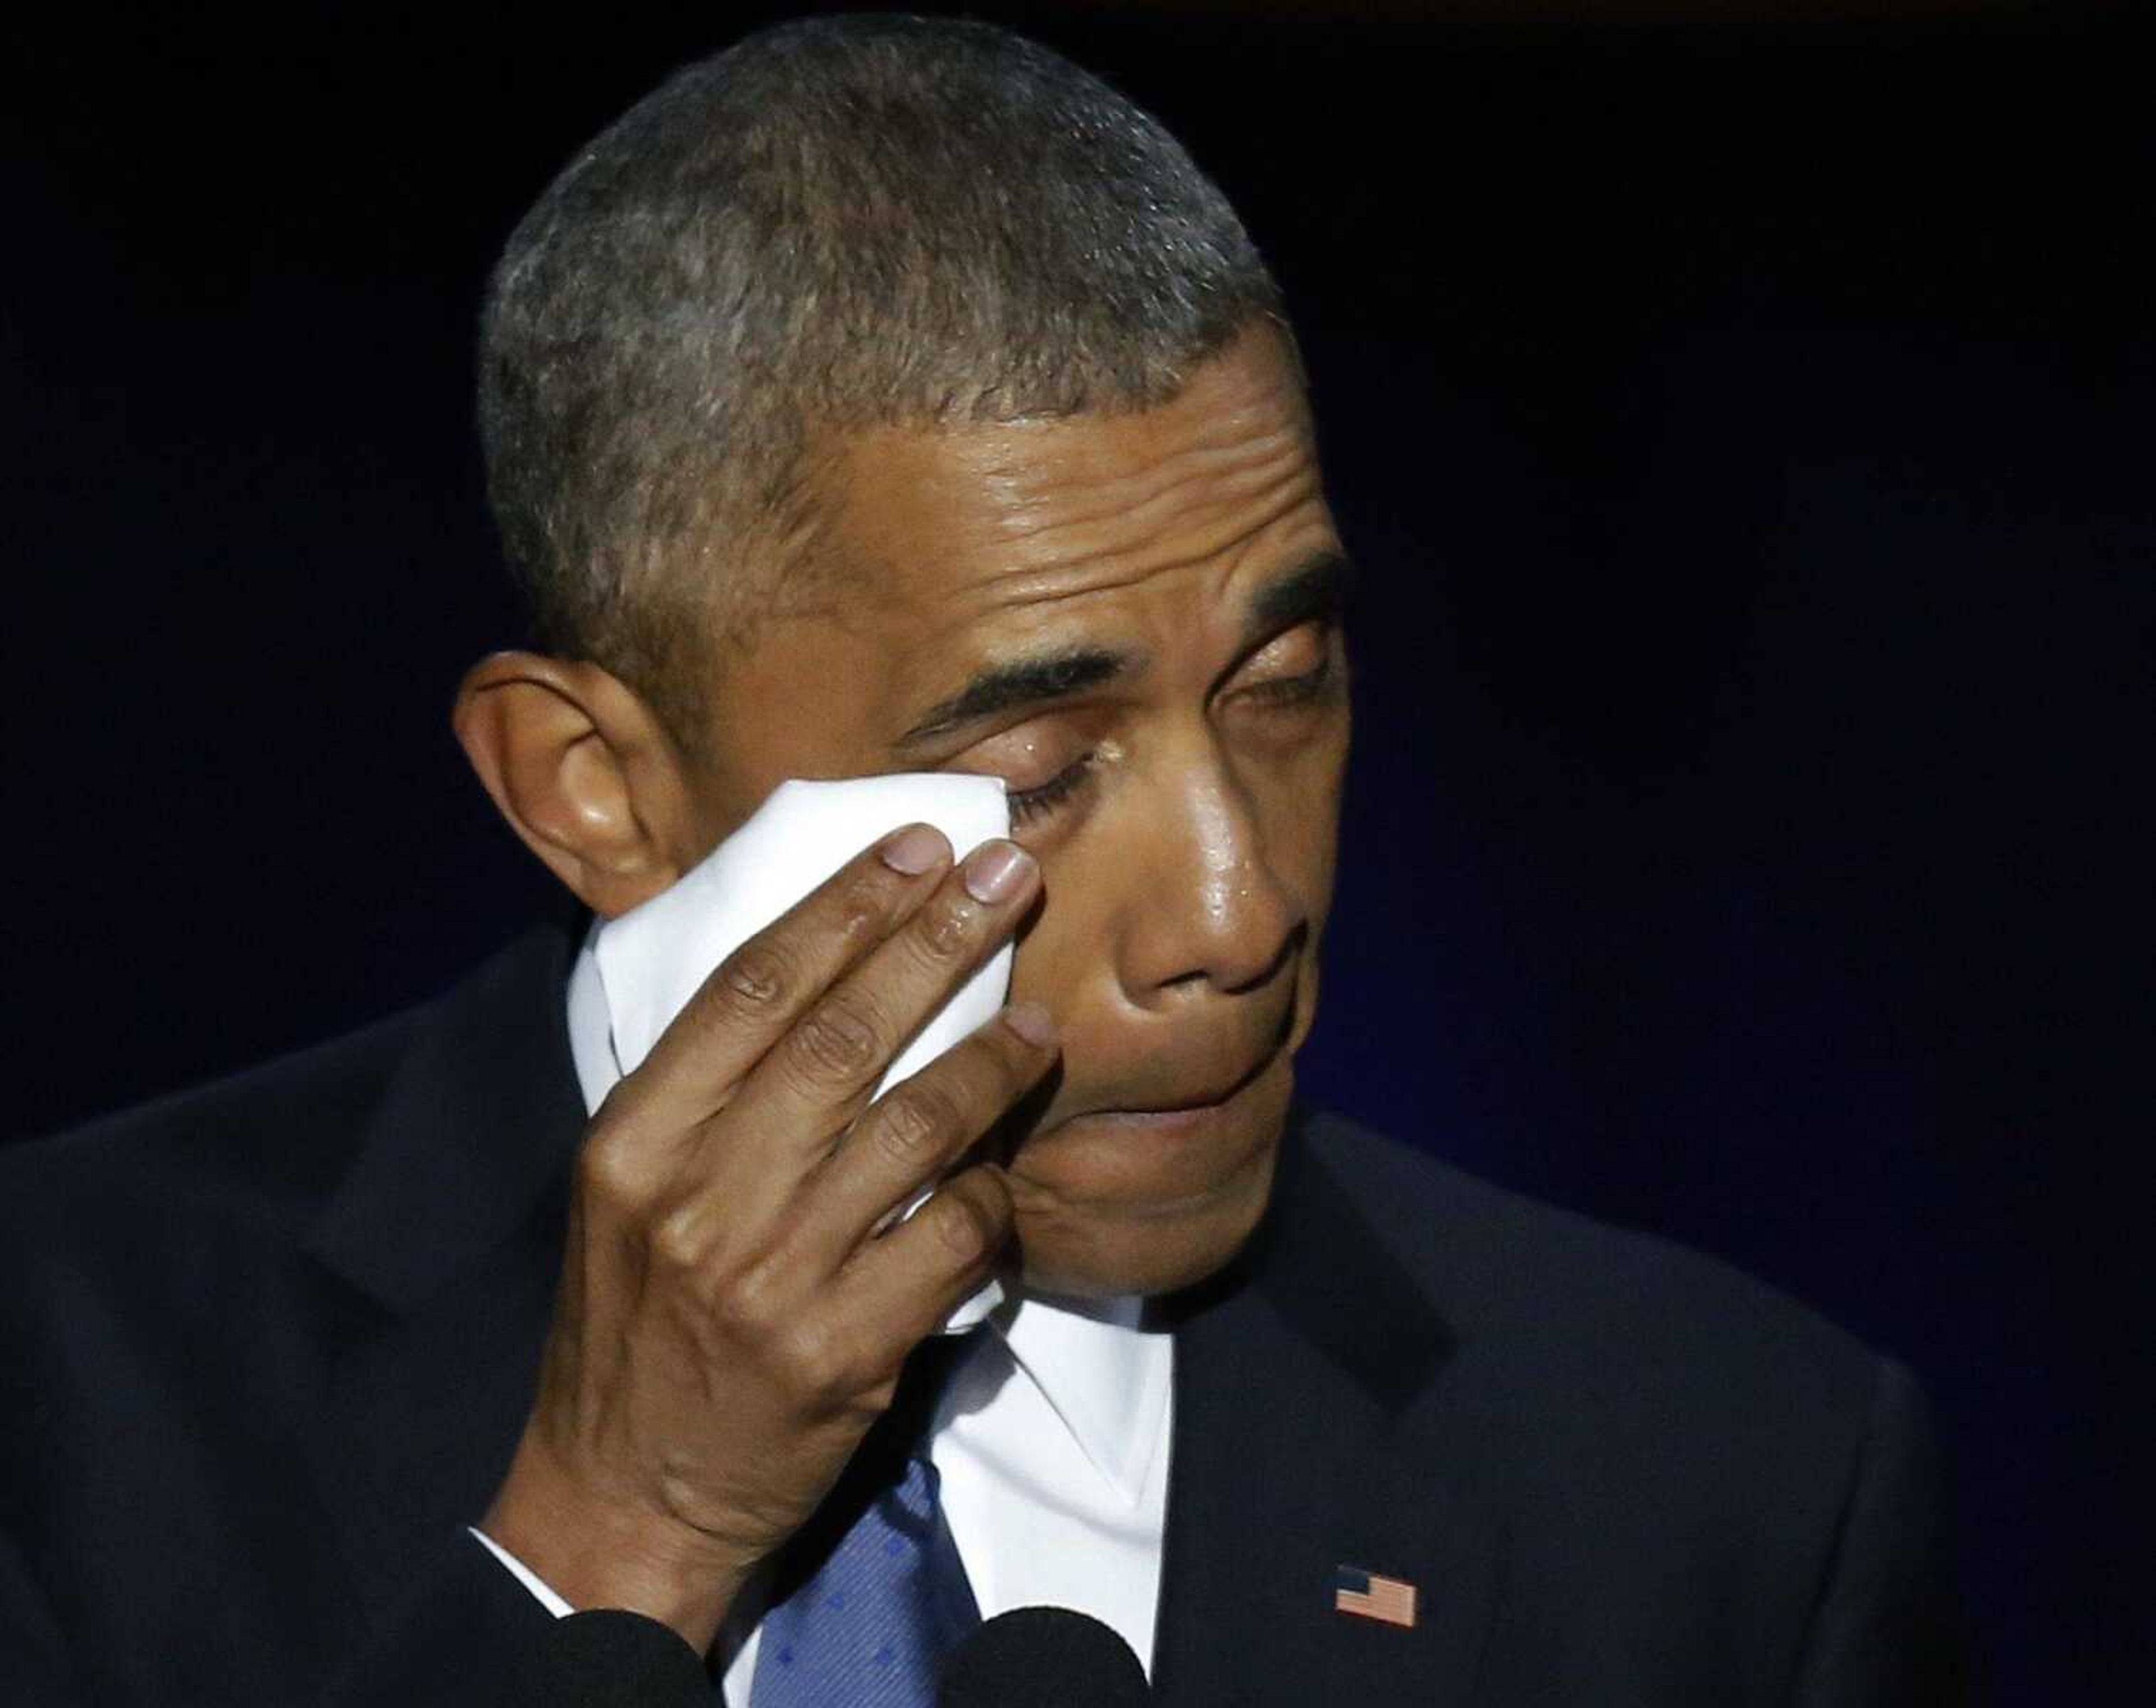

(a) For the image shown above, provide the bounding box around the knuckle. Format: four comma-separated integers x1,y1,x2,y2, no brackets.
832,869,895,944
575,1130,642,1211
714,938,797,1018
906,891,978,966
871,1084,958,1168
716,1254,786,1336
775,1317,849,1397
933,1183,1003,1263
787,991,885,1085
647,1203,706,1273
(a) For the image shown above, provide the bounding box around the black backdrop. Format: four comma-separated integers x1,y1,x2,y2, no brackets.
7,3,2148,1697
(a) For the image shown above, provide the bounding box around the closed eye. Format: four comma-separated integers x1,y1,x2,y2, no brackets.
1221,614,1341,709
1007,751,1098,826
1236,650,1335,708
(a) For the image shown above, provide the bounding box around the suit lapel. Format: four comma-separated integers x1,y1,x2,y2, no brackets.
1153,1112,1504,1706
294,925,587,1611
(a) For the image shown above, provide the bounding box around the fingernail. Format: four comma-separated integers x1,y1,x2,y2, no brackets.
961,839,1032,904
1002,1002,1058,1049
880,824,948,876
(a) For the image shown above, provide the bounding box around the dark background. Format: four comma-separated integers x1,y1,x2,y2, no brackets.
7,2,2147,1697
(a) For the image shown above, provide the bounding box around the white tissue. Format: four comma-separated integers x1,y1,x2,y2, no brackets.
594,774,1015,1331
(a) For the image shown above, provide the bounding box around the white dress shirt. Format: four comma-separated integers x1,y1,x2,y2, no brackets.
472,934,1173,1701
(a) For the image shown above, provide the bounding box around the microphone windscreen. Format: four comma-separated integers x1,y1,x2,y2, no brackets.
939,1606,1152,1706
511,1609,712,1706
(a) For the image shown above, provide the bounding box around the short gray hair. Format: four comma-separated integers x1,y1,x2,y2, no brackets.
477,12,1288,742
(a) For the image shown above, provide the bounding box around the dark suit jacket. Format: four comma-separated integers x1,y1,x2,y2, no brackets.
1,924,1965,1704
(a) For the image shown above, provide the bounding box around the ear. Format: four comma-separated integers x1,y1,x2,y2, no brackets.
452,651,706,919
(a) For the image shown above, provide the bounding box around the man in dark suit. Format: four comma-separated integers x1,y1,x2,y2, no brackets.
0,15,1964,1704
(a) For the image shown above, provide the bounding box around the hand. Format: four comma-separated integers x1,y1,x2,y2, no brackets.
481,826,1054,1652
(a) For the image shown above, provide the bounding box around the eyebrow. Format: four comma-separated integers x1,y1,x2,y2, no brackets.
1241,549,1357,649
892,549,1358,755
894,645,1138,753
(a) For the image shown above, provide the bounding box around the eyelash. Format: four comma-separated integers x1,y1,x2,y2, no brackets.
1239,654,1334,709
1002,654,1336,827
1008,753,1096,826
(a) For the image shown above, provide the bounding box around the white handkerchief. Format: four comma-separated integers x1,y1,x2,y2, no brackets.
594,774,1015,1330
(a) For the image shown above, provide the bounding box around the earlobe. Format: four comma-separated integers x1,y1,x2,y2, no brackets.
451,651,696,918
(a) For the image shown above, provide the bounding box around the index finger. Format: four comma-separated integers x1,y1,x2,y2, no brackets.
606,824,955,1134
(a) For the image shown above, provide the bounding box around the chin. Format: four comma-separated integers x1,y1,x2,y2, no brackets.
1004,1064,1291,1300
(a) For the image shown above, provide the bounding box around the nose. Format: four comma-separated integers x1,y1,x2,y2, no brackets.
1113,740,1304,1006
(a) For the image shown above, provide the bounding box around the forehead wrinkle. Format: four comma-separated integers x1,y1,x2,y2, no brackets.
939,449,1326,618
969,422,1312,550
897,489,1336,727
818,329,1327,677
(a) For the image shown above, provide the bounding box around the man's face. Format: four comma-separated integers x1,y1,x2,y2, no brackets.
688,326,1350,1299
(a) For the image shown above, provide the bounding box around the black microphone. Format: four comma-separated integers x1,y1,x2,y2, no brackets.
504,1609,715,1705
939,1607,1153,1706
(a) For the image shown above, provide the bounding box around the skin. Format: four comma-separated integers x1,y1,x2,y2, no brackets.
454,322,1351,1649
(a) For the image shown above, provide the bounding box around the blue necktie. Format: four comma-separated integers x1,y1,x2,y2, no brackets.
750,1347,980,1706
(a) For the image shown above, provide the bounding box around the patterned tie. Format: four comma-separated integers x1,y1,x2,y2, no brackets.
749,1341,980,1706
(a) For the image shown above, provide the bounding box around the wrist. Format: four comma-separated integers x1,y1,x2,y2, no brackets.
482,1432,755,1656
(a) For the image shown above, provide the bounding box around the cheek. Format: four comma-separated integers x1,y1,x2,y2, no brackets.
1245,711,1350,904
1003,864,1099,1012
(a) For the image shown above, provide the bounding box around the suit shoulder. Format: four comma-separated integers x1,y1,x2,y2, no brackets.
1298,1106,1881,1406
1286,1111,1953,1680
0,997,434,1250
0,922,577,1284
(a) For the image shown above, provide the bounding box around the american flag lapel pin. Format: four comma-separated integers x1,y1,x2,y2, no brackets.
1333,1563,1419,1629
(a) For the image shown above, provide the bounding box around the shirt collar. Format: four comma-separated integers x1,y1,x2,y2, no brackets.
565,922,620,1117
987,1289,1170,1507
566,929,1171,1505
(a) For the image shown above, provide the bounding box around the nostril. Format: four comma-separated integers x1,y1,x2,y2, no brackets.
1159,916,1304,999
